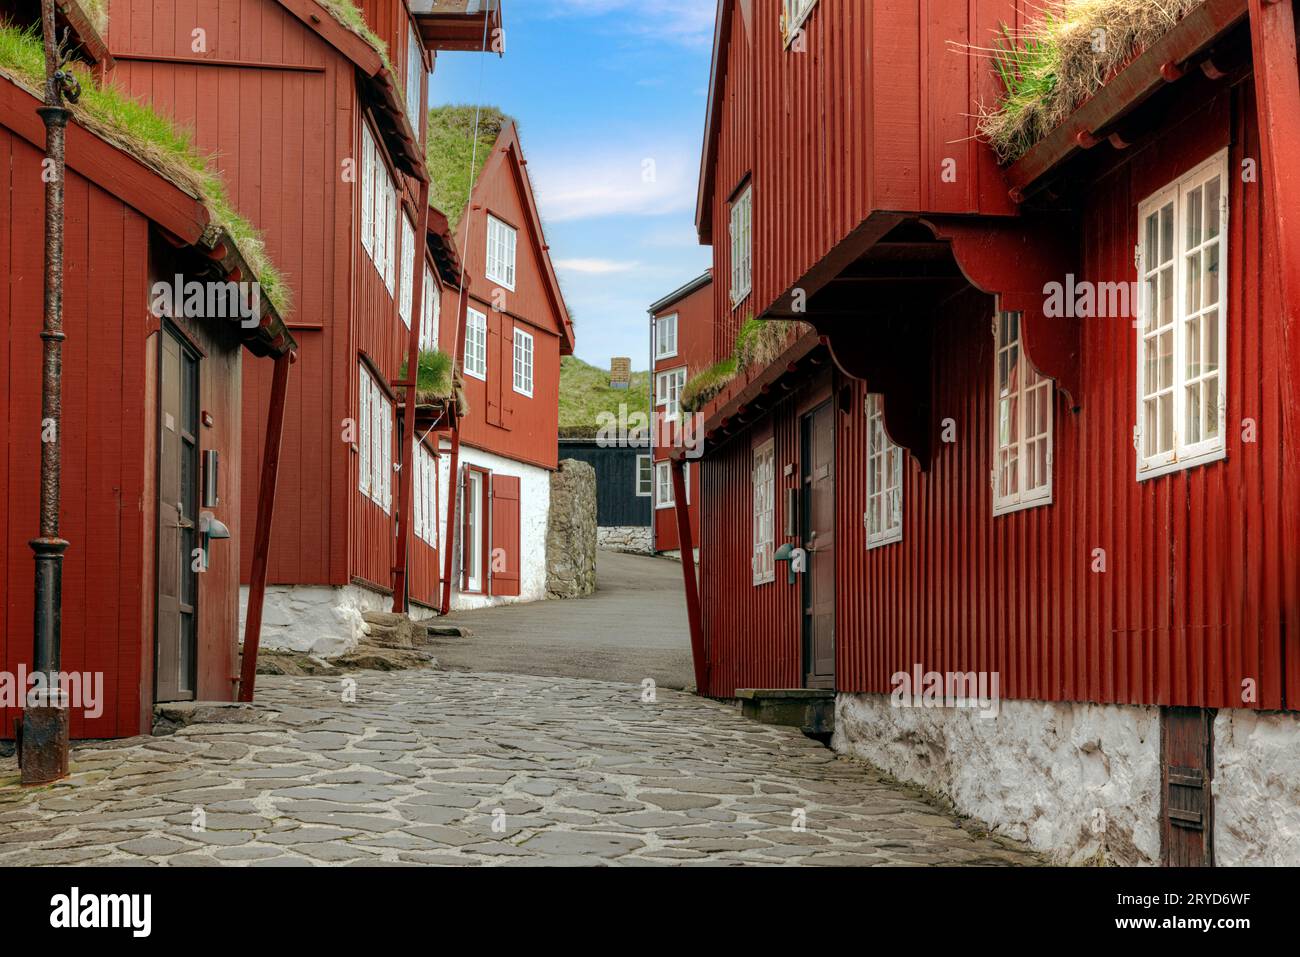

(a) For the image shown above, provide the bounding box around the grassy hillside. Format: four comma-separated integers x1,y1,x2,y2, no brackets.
426,105,510,231
559,356,651,432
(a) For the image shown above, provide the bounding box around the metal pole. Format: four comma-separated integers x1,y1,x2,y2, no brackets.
238,351,293,702
20,0,75,785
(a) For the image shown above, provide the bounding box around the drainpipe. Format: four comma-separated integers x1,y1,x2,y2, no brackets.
670,454,707,693
1248,0,1300,703
21,0,78,785
648,309,656,553
393,180,433,612
237,350,294,702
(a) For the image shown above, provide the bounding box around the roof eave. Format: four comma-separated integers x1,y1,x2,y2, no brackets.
649,270,713,315
412,0,503,53
695,0,730,245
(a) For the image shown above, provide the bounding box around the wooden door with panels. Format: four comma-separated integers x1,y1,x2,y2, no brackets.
801,401,836,689
1161,706,1215,866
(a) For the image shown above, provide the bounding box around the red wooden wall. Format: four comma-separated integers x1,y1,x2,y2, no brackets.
698,77,1296,712
653,276,713,551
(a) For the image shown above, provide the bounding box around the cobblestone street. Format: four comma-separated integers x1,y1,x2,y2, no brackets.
0,670,1039,866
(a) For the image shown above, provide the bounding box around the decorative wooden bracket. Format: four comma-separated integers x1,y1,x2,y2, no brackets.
919,215,1083,409
808,319,935,471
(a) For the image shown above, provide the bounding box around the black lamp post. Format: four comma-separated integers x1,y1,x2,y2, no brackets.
20,0,78,785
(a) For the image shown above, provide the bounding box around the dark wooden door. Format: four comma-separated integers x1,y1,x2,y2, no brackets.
802,402,835,688
1161,707,1215,866
156,327,200,702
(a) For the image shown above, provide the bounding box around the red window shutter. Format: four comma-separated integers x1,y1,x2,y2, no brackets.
489,474,521,597
486,314,503,428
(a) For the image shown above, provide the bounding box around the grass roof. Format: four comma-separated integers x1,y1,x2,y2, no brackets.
405,348,455,403
426,105,510,231
0,21,288,312
977,0,1205,163
681,317,797,414
559,355,651,430
315,0,403,106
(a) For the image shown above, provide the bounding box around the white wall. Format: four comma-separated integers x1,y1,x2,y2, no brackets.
238,582,392,658
437,441,551,611
1214,708,1300,866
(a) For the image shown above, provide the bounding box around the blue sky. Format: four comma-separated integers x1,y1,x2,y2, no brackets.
429,0,715,370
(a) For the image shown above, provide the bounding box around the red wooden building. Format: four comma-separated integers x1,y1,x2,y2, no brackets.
433,114,575,610
649,271,712,556
96,0,499,654
0,3,296,737
682,0,1300,865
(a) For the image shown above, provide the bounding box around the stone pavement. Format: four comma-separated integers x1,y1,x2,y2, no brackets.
0,670,1039,866
434,550,695,689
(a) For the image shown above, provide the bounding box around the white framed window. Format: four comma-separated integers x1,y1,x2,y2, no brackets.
1136,149,1228,479
485,214,517,291
384,181,397,296
751,439,775,585
464,308,487,380
372,158,389,283
513,327,534,397
413,442,438,545
358,364,372,495
865,394,903,547
399,213,415,327
992,311,1054,515
654,460,674,510
420,266,440,352
636,454,653,497
783,0,819,43
729,184,752,306
380,389,393,512
656,367,686,422
405,25,424,135
655,313,678,360
361,124,375,258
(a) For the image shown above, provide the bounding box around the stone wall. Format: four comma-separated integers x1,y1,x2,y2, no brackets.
238,583,392,658
834,693,1162,865
546,459,597,599
597,526,653,554
1213,709,1300,865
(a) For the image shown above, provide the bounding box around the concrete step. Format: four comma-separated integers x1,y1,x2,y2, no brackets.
734,689,835,738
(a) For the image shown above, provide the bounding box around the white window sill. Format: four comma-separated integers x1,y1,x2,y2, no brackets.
655,350,678,362
485,273,515,293
655,502,676,511
992,492,1053,518
1137,445,1226,482
513,385,533,398
465,368,486,382
866,529,903,550
752,574,775,587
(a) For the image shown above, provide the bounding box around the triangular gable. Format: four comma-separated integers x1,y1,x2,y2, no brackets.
467,121,574,354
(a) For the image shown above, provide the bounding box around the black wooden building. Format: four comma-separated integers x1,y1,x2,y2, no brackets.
559,430,653,553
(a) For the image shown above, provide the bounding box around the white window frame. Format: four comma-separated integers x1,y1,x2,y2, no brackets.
358,364,372,496
384,180,397,296
783,0,819,45
361,124,375,258
1135,149,1229,481
372,156,389,283
656,367,686,423
655,313,678,360
729,184,752,307
413,442,438,545
636,454,653,497
992,310,1054,516
485,214,517,291
751,439,775,585
464,308,488,380
399,213,415,327
865,394,903,548
420,266,440,352
380,391,393,513
513,327,534,397
405,25,424,136
654,460,674,510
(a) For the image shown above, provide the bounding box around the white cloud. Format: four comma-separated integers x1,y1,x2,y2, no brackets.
530,147,698,222
554,258,640,274
544,0,717,48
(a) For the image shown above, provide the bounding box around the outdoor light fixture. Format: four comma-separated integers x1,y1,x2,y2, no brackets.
773,542,799,585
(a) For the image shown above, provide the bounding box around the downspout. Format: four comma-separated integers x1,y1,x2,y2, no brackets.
439,282,471,615
1248,0,1300,703
671,453,707,693
392,179,433,612
237,349,294,702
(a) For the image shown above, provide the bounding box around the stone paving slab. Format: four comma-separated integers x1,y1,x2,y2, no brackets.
0,671,1041,867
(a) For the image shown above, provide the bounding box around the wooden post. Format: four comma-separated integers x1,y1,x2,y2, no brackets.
439,428,462,615
392,180,432,612
1248,0,1300,704
238,350,293,702
671,455,707,693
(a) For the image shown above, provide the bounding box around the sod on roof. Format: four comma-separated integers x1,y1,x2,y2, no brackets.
426,105,510,232
315,0,404,110
977,0,1205,163
0,21,289,313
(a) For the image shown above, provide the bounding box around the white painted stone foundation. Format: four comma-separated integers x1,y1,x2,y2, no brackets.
1213,708,1300,866
833,693,1162,865
238,583,393,658
597,526,653,554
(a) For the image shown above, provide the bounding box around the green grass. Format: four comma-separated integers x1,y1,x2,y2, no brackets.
79,0,108,35
0,22,288,313
681,357,737,414
426,105,509,230
681,315,796,413
402,348,454,402
315,0,403,109
559,356,651,431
